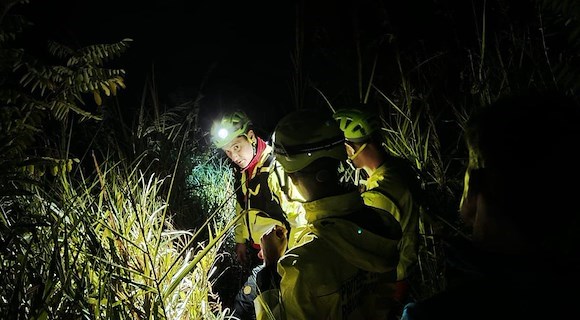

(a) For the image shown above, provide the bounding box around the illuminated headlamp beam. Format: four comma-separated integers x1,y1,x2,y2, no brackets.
218,128,229,139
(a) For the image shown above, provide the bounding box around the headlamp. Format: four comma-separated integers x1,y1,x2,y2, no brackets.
218,128,229,140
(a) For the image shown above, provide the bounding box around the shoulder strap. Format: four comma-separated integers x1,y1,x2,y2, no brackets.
269,158,289,198
262,152,274,168
234,170,245,208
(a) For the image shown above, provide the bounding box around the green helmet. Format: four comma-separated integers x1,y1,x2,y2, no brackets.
333,108,379,143
273,109,346,173
210,111,252,148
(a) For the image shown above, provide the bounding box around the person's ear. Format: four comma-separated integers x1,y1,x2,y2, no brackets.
246,129,256,145
345,142,356,158
315,169,331,182
459,168,484,227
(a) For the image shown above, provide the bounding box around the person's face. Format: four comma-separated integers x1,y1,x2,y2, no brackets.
221,131,255,168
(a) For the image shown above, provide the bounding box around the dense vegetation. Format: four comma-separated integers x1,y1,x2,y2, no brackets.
1,0,578,318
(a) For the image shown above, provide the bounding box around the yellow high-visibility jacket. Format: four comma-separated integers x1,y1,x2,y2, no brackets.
234,145,306,249
255,191,402,320
361,158,421,281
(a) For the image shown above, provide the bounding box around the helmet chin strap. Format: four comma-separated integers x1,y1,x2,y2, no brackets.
348,142,367,161
245,133,257,157
345,142,367,178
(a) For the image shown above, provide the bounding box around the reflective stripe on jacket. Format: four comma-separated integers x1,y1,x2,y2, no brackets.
362,159,421,281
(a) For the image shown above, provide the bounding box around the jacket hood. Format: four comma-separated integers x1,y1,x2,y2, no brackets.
302,191,400,273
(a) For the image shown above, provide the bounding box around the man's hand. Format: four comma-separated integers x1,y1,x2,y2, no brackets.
235,242,248,265
260,225,288,266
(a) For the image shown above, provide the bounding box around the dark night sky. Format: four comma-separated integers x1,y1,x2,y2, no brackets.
17,0,298,134
14,0,521,135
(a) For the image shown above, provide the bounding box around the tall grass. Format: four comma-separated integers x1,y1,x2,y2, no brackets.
0,150,238,319
0,2,240,318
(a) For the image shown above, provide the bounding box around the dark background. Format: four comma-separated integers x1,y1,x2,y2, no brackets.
13,0,579,174
15,0,485,135
17,0,300,135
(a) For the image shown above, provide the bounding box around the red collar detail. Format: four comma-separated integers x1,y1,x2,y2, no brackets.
241,137,266,175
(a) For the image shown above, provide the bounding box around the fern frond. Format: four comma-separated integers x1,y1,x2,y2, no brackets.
47,41,75,60
12,38,131,121
69,39,133,66
0,13,32,44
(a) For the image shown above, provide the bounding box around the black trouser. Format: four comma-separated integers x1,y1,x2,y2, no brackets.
233,264,264,320
233,243,263,320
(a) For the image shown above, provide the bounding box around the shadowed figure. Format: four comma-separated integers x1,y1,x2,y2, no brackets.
402,91,580,320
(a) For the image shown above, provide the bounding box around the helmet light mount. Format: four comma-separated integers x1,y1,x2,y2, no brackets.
211,111,252,148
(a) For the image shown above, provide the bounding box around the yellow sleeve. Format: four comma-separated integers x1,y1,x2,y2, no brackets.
254,255,319,320
254,289,284,320
234,202,249,244
278,255,320,319
267,163,307,248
